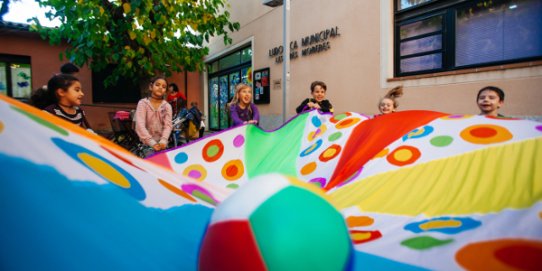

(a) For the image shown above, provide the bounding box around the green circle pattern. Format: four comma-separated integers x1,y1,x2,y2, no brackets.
430,135,453,147
328,132,342,142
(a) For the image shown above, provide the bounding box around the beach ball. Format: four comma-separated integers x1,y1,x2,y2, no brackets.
198,174,352,271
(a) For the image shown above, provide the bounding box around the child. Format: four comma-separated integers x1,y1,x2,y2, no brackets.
228,83,260,127
38,74,92,129
296,81,334,114
166,83,186,116
477,86,505,117
134,76,173,156
375,85,403,117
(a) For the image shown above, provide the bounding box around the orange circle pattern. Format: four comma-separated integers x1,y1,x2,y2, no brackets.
386,145,421,166
456,239,542,271
221,159,245,181
300,161,317,175
460,124,513,145
319,144,342,162
335,117,361,129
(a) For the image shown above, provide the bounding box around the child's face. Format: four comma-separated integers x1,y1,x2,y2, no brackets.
150,79,168,99
477,89,503,116
312,85,326,102
379,98,395,114
58,81,83,107
168,85,176,95
238,87,253,105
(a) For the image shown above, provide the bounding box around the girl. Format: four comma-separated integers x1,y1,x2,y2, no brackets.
296,81,334,114
135,76,173,156
375,85,403,117
228,83,260,127
38,74,92,129
477,86,505,117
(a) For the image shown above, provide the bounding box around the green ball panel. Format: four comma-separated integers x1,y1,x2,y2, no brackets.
249,186,351,271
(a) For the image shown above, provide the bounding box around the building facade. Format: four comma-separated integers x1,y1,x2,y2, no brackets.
0,21,203,134
204,0,542,130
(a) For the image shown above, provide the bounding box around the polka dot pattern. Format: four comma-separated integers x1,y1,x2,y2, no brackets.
328,131,342,142
403,125,434,141
460,124,513,145
183,164,207,181
52,137,146,201
456,239,542,271
202,139,224,162
386,145,421,166
233,134,245,148
181,183,219,205
309,177,327,188
335,117,361,129
221,159,245,181
430,135,453,147
300,162,317,175
311,115,322,127
300,139,323,157
174,152,189,164
404,217,481,234
319,144,341,162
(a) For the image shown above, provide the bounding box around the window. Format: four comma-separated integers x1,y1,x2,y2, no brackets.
92,65,141,103
207,45,252,130
395,0,542,77
0,54,32,101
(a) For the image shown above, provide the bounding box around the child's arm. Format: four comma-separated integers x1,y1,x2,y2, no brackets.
296,98,310,113
320,100,333,113
229,104,244,126
159,103,173,147
251,103,260,124
134,101,157,147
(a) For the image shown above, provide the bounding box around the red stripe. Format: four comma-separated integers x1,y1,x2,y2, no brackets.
325,110,448,190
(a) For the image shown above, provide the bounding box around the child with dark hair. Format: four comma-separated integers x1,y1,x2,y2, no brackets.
296,81,334,114
33,74,92,129
134,76,172,156
477,86,505,117
166,83,186,116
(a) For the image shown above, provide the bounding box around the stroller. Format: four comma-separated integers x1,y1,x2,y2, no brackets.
170,114,188,148
170,107,201,148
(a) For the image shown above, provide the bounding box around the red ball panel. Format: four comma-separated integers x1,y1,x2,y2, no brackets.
199,221,266,271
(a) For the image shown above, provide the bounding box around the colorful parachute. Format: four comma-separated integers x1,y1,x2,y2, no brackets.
1,94,541,270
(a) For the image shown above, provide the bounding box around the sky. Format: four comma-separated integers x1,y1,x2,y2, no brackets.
3,0,60,27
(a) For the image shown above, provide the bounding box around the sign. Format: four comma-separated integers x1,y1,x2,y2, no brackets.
268,26,341,64
253,68,270,104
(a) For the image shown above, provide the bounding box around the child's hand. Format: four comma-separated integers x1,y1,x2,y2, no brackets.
153,144,162,151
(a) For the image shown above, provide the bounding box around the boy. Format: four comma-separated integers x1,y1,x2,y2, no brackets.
477,86,505,117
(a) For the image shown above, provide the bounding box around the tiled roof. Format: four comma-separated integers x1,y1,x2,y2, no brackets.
0,20,31,31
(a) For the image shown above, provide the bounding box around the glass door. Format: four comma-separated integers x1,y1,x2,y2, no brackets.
209,77,219,130
218,75,229,130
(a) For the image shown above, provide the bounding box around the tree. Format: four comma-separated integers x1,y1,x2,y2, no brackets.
0,0,16,20
30,0,240,87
